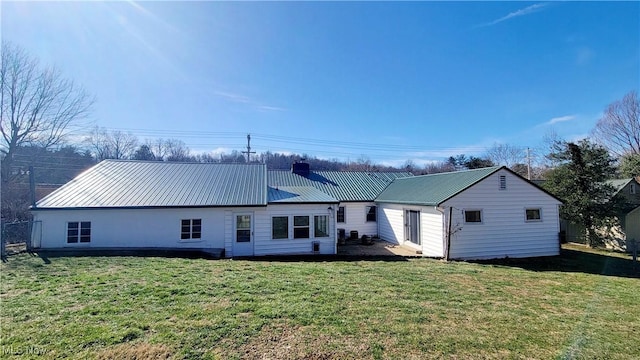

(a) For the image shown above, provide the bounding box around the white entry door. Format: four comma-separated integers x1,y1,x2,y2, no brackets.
233,213,254,256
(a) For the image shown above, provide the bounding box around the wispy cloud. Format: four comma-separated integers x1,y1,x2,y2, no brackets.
213,90,287,112
257,105,287,112
546,114,577,125
213,91,252,104
477,3,548,28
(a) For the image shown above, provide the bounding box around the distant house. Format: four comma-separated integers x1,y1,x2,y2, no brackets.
376,167,563,260
562,178,640,250
31,161,563,260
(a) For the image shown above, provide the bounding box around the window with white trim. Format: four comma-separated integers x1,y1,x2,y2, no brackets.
67,221,91,243
272,216,288,239
294,216,310,239
366,206,377,222
314,215,329,237
337,206,345,223
525,208,542,222
464,210,482,223
181,219,201,240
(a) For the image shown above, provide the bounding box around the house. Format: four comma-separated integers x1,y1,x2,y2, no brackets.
562,178,640,250
376,166,563,260
31,161,563,260
30,160,408,258
31,160,339,257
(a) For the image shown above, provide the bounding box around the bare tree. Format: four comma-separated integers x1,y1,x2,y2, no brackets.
86,127,138,161
0,42,94,181
164,139,191,162
485,143,526,168
592,90,640,157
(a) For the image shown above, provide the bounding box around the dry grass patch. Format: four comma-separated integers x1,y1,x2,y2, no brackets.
95,343,174,360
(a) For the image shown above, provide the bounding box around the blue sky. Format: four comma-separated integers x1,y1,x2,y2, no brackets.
2,1,638,167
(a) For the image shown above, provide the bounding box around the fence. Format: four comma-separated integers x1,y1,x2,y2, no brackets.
1,220,31,258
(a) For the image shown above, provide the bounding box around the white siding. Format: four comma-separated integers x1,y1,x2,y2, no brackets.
254,204,336,256
420,207,445,257
377,203,444,257
32,207,230,250
377,204,404,244
442,169,561,260
337,202,378,238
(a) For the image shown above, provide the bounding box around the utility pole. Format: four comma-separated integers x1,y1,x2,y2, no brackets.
242,134,256,163
526,147,532,180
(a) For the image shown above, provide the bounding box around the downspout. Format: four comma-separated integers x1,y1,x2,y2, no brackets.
446,206,453,261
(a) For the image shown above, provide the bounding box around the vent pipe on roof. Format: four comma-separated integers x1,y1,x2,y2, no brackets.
292,161,310,176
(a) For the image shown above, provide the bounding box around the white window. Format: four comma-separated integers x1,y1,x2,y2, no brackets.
499,175,507,190
464,210,482,223
337,206,345,223
525,208,542,222
181,219,201,240
67,221,91,243
366,206,377,222
294,216,310,239
272,216,288,239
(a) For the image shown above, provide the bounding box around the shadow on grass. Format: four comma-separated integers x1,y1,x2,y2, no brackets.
235,254,411,262
472,248,639,279
32,248,224,263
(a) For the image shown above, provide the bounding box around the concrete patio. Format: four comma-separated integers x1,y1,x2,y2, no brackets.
337,238,422,257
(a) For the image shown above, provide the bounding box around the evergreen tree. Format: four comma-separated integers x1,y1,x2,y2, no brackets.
543,140,624,247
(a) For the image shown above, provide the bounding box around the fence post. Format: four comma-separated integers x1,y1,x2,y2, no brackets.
632,239,637,270
1,222,5,260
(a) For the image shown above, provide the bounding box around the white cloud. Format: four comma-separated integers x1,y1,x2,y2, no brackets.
213,91,252,104
257,105,287,112
477,3,548,28
214,90,287,112
546,114,577,125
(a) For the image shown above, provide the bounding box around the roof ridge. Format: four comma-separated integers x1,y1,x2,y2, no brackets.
103,159,266,166
399,166,502,180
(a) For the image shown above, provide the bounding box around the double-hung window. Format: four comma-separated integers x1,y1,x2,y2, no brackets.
67,221,91,243
366,206,377,222
294,216,310,239
181,219,202,240
337,206,345,223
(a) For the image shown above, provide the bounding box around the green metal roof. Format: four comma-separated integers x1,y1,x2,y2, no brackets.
606,179,636,194
36,160,268,209
268,186,338,203
268,170,412,202
376,166,502,206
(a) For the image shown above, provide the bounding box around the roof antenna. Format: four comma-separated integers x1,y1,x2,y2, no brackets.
242,134,256,163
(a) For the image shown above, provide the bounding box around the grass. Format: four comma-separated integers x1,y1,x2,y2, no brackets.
1,245,639,359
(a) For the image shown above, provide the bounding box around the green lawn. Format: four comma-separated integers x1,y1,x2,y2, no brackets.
1,245,638,359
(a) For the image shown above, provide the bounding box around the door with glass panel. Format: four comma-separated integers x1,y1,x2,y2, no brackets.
233,213,253,256
405,210,420,245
